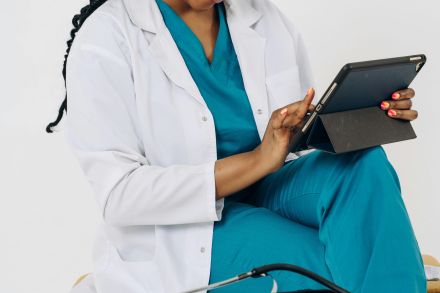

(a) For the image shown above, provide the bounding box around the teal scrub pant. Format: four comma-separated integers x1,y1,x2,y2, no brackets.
209,146,426,293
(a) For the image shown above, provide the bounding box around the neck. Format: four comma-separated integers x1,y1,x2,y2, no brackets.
162,0,216,22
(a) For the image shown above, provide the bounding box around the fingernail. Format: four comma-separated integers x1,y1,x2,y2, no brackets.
307,88,314,95
380,101,390,110
392,93,400,100
280,108,288,115
388,109,397,117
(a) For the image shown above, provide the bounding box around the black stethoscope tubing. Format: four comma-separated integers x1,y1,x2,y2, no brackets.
183,263,350,293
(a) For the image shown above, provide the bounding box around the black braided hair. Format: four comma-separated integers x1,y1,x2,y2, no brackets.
46,0,108,133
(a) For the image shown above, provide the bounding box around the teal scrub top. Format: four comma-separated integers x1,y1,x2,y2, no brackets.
155,0,261,161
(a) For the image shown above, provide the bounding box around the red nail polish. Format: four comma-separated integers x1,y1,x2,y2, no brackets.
381,102,389,110
392,93,400,100
388,109,397,117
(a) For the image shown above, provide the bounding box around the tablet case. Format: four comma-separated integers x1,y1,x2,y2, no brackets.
290,54,425,154
305,106,416,154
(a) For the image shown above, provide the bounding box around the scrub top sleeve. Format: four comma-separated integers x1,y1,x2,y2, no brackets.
66,12,223,227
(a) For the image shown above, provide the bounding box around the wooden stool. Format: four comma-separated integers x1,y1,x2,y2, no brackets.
73,274,90,288
424,255,440,293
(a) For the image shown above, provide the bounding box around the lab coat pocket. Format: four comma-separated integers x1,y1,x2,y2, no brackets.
94,242,161,293
266,65,302,112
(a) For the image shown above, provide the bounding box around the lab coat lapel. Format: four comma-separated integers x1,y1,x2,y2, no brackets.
148,29,207,108
224,1,269,140
122,0,269,118
123,0,207,108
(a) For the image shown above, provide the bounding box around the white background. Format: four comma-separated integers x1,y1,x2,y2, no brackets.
1,0,439,292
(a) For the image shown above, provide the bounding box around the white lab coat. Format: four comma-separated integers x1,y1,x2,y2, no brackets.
66,0,313,292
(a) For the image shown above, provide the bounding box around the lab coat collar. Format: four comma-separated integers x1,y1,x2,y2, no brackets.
121,0,268,133
121,0,263,33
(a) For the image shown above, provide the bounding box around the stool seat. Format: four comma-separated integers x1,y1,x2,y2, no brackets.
424,255,440,293
71,274,95,293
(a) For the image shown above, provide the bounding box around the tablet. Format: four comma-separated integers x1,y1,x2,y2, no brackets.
289,54,427,153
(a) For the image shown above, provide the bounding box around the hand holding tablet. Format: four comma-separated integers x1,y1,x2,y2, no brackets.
381,88,418,121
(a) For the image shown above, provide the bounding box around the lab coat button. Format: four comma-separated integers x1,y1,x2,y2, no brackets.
202,116,208,122
200,247,206,253
257,109,263,115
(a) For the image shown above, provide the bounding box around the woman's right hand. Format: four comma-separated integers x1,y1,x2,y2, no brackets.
254,88,315,174
214,88,315,199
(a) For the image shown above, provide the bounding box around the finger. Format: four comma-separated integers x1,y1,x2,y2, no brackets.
380,99,413,110
285,88,315,118
283,101,315,130
284,88,315,114
282,106,311,126
387,109,418,121
283,88,315,128
302,88,315,107
271,107,289,130
391,88,415,100
308,103,316,112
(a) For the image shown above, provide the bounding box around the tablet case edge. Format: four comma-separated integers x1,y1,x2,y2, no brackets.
306,106,417,154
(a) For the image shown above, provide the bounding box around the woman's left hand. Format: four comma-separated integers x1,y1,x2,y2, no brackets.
380,88,418,121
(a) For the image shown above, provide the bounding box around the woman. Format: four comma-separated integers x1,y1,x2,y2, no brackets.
46,0,426,292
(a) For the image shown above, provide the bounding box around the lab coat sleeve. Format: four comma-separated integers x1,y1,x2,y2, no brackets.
276,9,315,97
275,6,317,158
65,12,223,227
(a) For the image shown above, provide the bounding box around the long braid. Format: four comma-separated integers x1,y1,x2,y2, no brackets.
46,0,108,133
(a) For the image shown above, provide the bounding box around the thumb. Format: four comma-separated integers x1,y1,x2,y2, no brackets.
303,87,315,106
297,87,315,116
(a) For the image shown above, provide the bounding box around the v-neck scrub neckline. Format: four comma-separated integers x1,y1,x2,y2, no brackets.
155,0,262,201
155,0,228,69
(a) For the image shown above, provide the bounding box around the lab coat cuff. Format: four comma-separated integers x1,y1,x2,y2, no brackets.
294,149,316,158
204,159,224,222
285,152,299,162
215,197,224,222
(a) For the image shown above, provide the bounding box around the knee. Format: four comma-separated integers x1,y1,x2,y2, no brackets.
351,146,402,194
352,146,391,171
321,146,391,175
358,145,387,159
